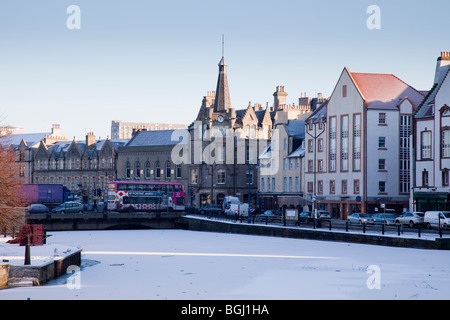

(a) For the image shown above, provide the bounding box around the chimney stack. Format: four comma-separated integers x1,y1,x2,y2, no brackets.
51,124,62,135
273,85,288,111
86,131,96,148
203,91,216,108
434,52,450,85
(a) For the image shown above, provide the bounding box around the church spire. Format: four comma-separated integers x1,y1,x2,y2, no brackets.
213,56,231,112
213,36,231,113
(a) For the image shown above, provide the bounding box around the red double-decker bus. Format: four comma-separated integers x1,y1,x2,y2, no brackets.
107,181,185,212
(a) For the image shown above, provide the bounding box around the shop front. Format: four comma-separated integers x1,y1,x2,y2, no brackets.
314,195,362,220
413,192,450,212
258,193,311,213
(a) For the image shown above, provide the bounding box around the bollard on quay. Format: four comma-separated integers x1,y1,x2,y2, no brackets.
24,235,31,265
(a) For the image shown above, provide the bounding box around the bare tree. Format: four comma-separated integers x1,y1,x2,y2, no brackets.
0,138,26,235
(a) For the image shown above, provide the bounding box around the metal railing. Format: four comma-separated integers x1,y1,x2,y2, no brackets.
190,210,449,238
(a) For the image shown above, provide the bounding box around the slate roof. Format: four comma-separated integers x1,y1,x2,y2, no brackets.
285,120,305,139
0,132,49,148
46,139,128,158
48,141,74,155
126,130,182,147
258,143,271,160
415,68,450,118
307,99,328,123
288,145,305,158
234,108,271,127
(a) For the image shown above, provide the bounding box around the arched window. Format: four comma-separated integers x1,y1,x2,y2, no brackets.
126,161,131,179
135,161,141,179
176,164,182,179
155,161,161,179
166,161,171,179
145,161,151,179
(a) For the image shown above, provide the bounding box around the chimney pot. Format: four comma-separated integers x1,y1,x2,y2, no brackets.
439,52,450,60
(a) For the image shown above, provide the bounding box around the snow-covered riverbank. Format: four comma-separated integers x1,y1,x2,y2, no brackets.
1,229,449,300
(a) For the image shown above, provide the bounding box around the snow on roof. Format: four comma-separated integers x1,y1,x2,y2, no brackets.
285,120,305,139
415,68,450,118
288,145,305,158
350,72,425,110
0,132,49,147
46,138,128,158
309,100,328,121
258,142,271,159
126,130,182,147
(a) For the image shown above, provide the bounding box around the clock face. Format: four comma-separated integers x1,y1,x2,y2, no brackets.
218,116,224,122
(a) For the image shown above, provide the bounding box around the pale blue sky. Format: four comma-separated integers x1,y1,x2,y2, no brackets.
0,0,449,139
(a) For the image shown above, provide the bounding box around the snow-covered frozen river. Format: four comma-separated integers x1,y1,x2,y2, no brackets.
1,229,449,300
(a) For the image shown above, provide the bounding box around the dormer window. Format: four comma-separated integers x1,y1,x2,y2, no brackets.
440,105,450,116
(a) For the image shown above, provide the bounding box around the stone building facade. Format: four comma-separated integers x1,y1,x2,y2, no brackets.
186,56,274,207
32,132,128,206
115,129,189,194
3,124,69,184
258,112,308,212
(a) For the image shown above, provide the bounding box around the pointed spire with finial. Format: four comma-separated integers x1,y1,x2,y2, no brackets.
213,34,231,112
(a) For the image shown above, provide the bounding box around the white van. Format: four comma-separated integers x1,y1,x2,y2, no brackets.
223,196,240,211
223,196,249,216
225,202,249,217
424,211,450,229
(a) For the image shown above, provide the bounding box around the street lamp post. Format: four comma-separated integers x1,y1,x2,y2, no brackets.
306,120,325,224
248,163,251,223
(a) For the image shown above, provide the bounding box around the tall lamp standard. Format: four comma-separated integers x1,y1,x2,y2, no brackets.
248,163,252,223
306,119,325,223
246,133,258,223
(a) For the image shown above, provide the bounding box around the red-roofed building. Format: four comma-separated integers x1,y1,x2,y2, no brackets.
305,67,425,218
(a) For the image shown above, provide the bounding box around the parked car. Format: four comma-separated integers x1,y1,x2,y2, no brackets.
261,209,282,216
424,211,450,229
347,213,371,225
199,204,224,215
299,211,314,223
298,210,330,222
259,210,283,221
370,213,397,225
395,212,424,228
52,201,84,214
316,210,331,220
27,204,50,214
